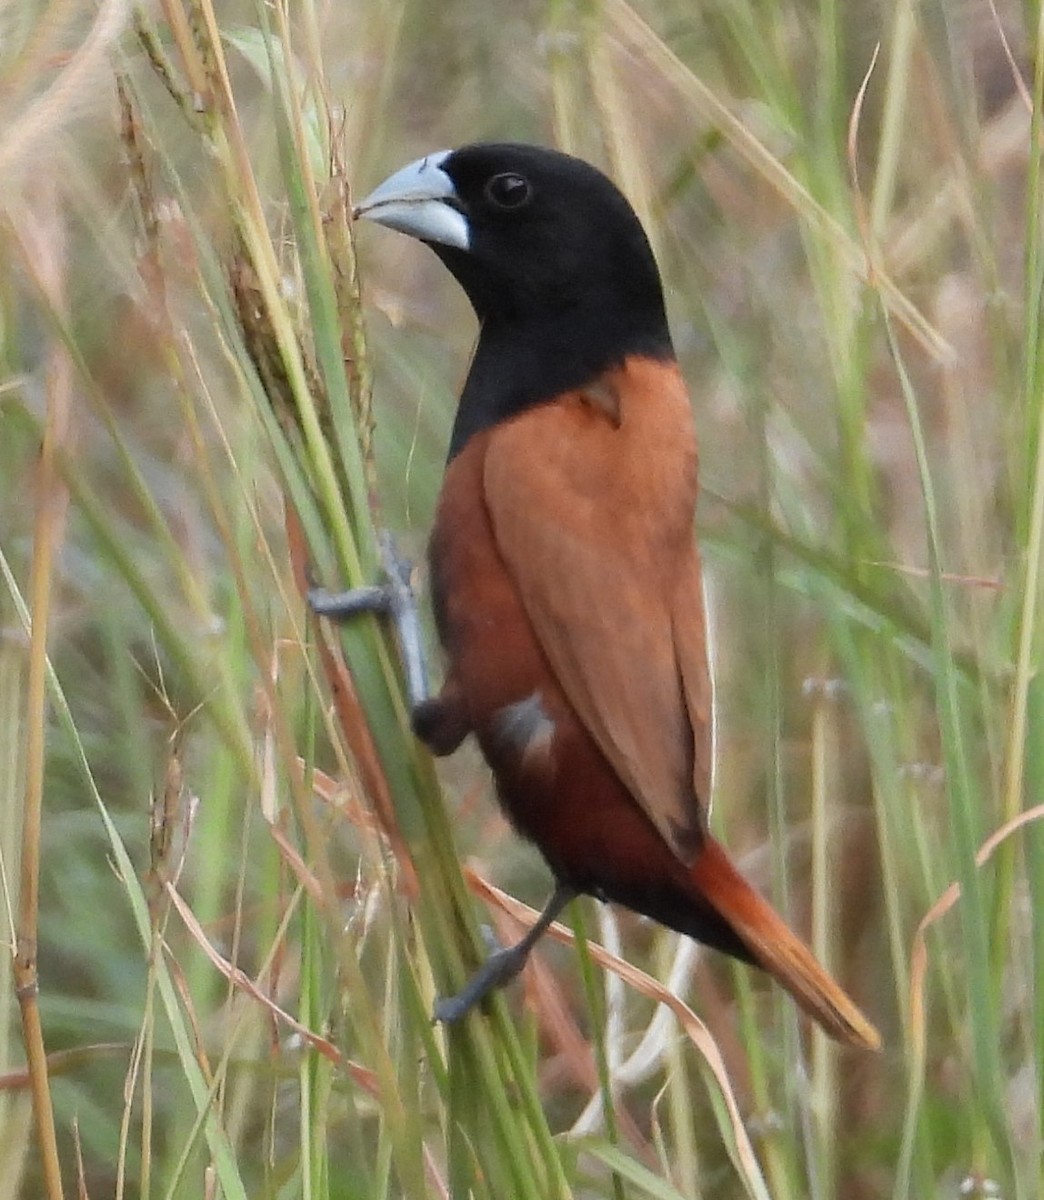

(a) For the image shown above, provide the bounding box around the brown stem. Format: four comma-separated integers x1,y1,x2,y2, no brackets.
10,187,72,1200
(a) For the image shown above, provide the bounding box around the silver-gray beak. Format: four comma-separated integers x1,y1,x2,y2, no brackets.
353,150,469,250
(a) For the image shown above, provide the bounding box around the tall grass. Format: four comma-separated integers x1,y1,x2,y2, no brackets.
0,0,1040,1197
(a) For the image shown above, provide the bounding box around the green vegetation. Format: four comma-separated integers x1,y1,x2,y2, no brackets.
0,0,1041,1197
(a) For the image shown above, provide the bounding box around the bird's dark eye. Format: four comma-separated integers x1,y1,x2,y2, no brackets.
484,172,532,210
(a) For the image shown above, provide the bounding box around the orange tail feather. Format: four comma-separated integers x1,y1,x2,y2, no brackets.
693,839,881,1050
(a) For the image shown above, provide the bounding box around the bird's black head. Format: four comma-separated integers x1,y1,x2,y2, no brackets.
356,143,674,456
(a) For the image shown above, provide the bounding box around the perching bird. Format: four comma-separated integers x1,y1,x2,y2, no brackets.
337,143,879,1049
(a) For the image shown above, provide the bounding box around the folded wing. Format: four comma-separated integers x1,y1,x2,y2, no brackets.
482,359,713,863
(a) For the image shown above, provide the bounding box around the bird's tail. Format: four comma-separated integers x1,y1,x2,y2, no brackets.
692,837,881,1050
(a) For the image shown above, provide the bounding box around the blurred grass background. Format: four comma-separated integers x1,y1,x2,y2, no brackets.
0,0,1042,1197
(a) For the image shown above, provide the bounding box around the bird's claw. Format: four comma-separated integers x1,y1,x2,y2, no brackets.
433,944,530,1024
432,885,576,1024
308,532,430,708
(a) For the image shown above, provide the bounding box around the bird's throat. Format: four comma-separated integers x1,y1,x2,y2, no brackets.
448,309,673,460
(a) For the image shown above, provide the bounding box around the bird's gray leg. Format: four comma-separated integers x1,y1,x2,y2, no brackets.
310,534,471,755
434,884,577,1023
308,531,429,710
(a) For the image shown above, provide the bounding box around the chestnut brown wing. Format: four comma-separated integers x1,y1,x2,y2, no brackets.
482,358,714,863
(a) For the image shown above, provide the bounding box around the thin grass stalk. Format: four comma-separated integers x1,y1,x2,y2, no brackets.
573,1140,689,1200
882,309,1017,1190
154,0,210,104
572,903,628,1200
0,256,257,774
813,0,843,209
695,302,799,1198
880,323,1004,1191
717,27,883,1189
127,26,432,1195
658,970,701,1199
731,973,797,1198
299,901,330,1200
743,376,802,1200
0,557,251,1199
139,966,156,1200
746,313,815,1187
892,766,941,1200
973,8,1044,1192
546,0,588,156
697,0,798,125
0,642,28,1199
297,729,324,1200
794,48,876,1192
199,10,367,594
827,635,936,1197
997,372,1044,801
605,0,950,363
263,0,379,549
870,0,917,237
17,379,252,737
992,0,1044,1000
382,949,428,1200
845,51,1011,1187
12,193,69,1200
137,733,195,1198
1025,676,1044,1196
1018,11,1044,1197
152,7,580,1195
114,1013,144,1200
808,696,836,1200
